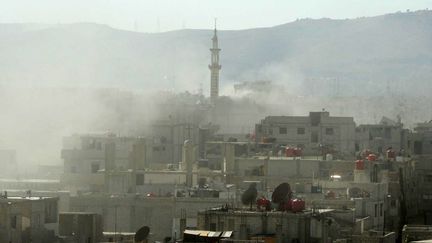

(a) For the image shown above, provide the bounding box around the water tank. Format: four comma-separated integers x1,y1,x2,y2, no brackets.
285,147,295,157
355,159,364,170
290,199,305,213
367,153,377,161
293,148,303,157
256,197,271,211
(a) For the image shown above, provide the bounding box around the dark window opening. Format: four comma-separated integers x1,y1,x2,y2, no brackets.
136,174,144,186
385,128,392,139
311,132,318,143
91,163,100,173
279,127,287,134
210,223,216,231
297,128,305,135
11,215,17,229
326,128,334,135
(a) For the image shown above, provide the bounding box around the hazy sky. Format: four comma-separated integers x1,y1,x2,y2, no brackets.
1,0,432,32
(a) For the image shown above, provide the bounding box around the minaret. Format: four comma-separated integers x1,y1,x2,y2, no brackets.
209,20,221,104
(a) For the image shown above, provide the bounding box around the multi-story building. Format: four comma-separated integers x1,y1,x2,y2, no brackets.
356,117,408,155
408,121,432,155
61,133,143,192
255,111,356,157
59,212,103,243
0,195,59,243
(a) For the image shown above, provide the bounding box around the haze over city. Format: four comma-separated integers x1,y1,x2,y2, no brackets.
1,1,432,243
1,0,432,31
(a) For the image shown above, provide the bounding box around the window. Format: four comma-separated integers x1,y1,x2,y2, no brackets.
384,128,391,139
210,223,216,231
218,221,224,231
268,128,273,135
10,215,17,229
424,175,432,183
380,203,383,217
228,219,235,229
136,174,144,186
311,132,318,143
33,214,41,227
374,204,378,217
91,163,100,173
326,128,334,135
279,127,287,134
297,128,305,135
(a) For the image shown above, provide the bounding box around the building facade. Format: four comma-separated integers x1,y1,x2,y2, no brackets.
255,112,356,157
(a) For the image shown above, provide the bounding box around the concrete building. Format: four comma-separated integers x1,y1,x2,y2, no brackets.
196,207,367,243
356,117,408,154
408,122,432,155
69,194,231,241
402,225,432,243
59,212,103,243
0,195,59,243
351,231,396,243
402,156,432,224
197,208,313,242
61,133,143,192
255,111,356,157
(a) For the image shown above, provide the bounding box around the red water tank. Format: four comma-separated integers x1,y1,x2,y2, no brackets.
367,153,377,161
285,147,295,157
293,148,303,157
355,159,364,170
325,191,336,199
256,197,271,211
290,199,305,213
362,149,372,158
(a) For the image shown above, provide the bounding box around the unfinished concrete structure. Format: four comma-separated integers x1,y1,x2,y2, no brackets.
59,212,103,243
356,117,408,154
0,195,59,243
255,111,356,157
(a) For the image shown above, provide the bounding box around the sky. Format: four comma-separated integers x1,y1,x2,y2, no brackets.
1,0,432,32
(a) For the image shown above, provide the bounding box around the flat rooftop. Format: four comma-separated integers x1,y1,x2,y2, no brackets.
0,196,56,201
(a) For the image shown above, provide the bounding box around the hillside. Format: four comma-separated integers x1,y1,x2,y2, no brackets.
0,10,431,95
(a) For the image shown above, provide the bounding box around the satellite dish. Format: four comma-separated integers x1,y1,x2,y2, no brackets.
135,226,150,242
271,183,292,210
241,183,258,210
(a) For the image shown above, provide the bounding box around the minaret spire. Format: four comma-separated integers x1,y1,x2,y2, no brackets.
209,19,221,104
